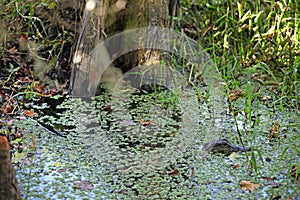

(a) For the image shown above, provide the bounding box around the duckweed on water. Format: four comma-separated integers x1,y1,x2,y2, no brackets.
13,85,300,199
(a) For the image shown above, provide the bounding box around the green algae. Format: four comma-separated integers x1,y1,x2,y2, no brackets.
13,88,300,199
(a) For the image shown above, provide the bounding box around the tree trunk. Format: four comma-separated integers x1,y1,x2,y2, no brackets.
0,135,21,200
69,0,226,140
69,0,172,96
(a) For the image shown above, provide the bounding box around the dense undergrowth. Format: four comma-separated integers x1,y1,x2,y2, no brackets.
176,0,300,184
179,0,299,108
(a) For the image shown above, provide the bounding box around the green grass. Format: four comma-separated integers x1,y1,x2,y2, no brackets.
178,0,299,105
177,0,300,182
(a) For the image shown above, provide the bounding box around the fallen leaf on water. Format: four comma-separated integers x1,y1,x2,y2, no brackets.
54,161,64,167
190,168,195,177
240,180,260,191
12,151,27,163
140,118,152,126
24,110,38,117
166,168,180,176
231,164,241,169
103,103,112,112
57,168,66,173
229,89,243,102
73,180,94,190
269,121,280,142
262,177,274,181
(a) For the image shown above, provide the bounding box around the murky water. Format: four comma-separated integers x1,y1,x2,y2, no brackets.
14,86,300,199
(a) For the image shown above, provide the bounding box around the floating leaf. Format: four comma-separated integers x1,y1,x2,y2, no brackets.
240,180,260,191
54,162,64,167
140,118,152,126
232,164,241,169
24,110,38,117
166,168,180,176
57,168,66,173
119,166,133,173
269,121,280,142
262,177,274,181
229,89,243,102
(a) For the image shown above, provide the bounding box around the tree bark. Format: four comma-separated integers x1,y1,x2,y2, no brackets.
0,135,21,200
69,0,172,96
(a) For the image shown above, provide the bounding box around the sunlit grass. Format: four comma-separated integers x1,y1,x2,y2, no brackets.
177,0,300,183
178,0,299,104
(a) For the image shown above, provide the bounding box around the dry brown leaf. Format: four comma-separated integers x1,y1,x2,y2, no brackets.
19,34,28,52
166,168,180,176
0,90,9,100
262,177,274,181
24,110,38,117
33,83,44,94
140,118,152,126
57,168,66,173
240,180,260,191
232,164,241,169
229,89,243,102
269,121,280,142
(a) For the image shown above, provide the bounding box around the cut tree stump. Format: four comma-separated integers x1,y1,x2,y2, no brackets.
0,135,21,200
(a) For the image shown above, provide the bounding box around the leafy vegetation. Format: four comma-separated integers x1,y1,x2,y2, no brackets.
178,0,299,183
179,0,299,106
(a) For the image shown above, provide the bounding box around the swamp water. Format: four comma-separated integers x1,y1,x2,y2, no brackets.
13,86,300,199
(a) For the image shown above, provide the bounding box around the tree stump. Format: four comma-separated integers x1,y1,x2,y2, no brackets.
0,135,21,200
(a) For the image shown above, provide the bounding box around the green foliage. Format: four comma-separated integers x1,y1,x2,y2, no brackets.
178,0,300,182
178,0,299,106
0,0,75,68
